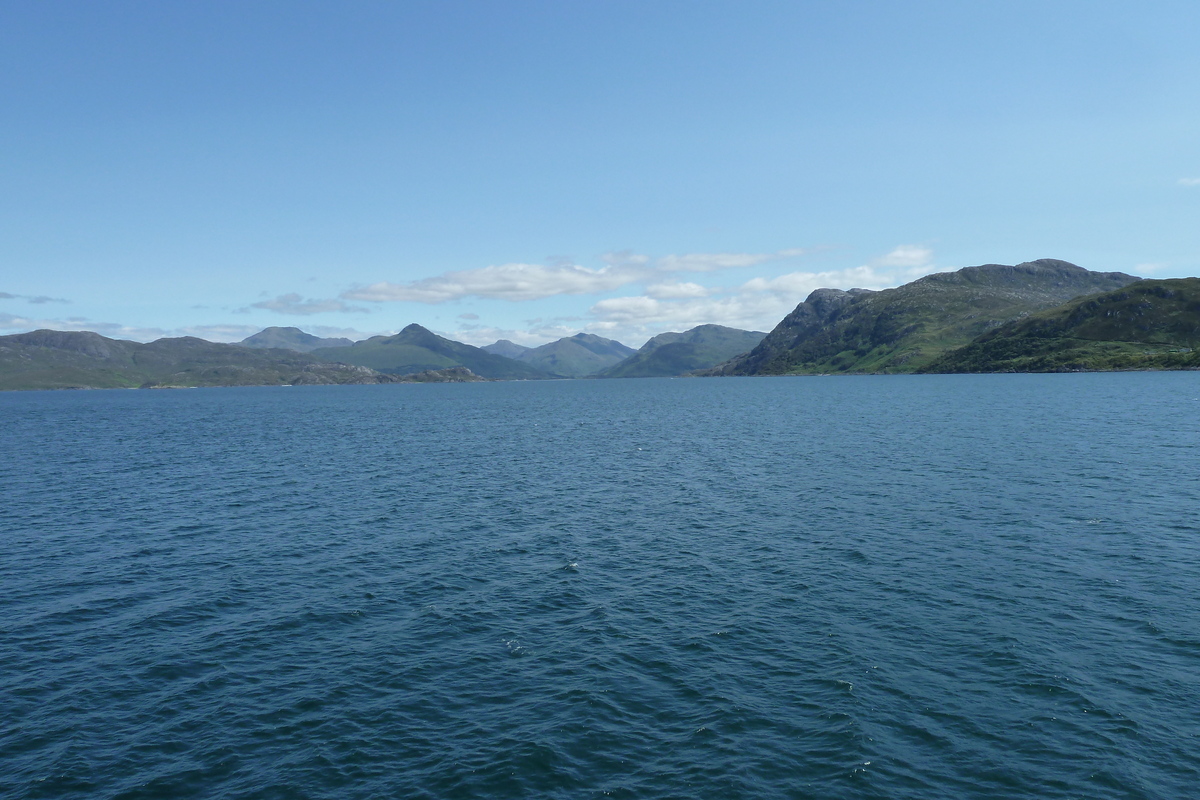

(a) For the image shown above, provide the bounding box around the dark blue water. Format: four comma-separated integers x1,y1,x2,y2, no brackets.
2,374,1198,799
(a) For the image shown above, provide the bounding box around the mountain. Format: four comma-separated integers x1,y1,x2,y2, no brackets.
514,333,635,377
311,324,552,379
709,259,1141,375
239,326,354,352
482,339,531,359
0,330,399,390
923,278,1200,372
598,324,767,378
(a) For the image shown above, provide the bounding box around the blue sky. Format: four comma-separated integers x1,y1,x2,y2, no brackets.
2,0,1198,347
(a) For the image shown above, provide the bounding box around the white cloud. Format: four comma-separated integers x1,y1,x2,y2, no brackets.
645,281,711,299
655,248,810,273
1,312,170,341
176,324,266,341
739,265,884,296
249,293,369,315
871,244,933,268
1178,178,1200,187
341,248,813,305
343,262,648,303
590,296,662,322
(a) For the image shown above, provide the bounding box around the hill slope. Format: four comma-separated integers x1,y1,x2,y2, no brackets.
312,324,552,379
239,327,354,352
598,325,766,378
515,333,635,377
710,259,1140,375
0,330,397,390
924,278,1200,372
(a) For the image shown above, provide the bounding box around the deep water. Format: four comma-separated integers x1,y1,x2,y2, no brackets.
2,374,1199,799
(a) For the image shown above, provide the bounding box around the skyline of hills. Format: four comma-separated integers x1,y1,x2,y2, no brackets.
7,261,1200,390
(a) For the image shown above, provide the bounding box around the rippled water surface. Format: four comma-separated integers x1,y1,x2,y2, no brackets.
2,374,1199,799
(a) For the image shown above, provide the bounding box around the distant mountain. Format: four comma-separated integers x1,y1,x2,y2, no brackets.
312,324,552,379
515,333,635,377
239,326,354,352
597,324,767,378
709,259,1141,376
924,278,1200,373
0,330,399,390
482,339,531,359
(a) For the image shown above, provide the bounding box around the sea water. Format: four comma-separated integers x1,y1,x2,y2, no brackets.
2,374,1198,799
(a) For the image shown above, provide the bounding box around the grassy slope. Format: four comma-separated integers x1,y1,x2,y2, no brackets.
714,260,1140,375
924,278,1200,372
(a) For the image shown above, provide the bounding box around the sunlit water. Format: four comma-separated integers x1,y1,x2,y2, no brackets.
2,374,1198,799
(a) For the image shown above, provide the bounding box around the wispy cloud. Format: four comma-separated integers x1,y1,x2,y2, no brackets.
1134,262,1168,274
344,262,646,303
341,248,812,304
1179,178,1200,187
249,293,369,315
645,281,712,299
0,291,70,304
655,248,813,273
871,244,933,268
1,312,170,341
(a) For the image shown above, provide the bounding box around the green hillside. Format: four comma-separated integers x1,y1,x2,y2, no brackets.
924,278,1200,372
0,330,397,390
710,259,1140,375
313,324,552,379
599,325,766,378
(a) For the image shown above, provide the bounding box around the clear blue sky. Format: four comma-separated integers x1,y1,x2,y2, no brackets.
2,0,1198,346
